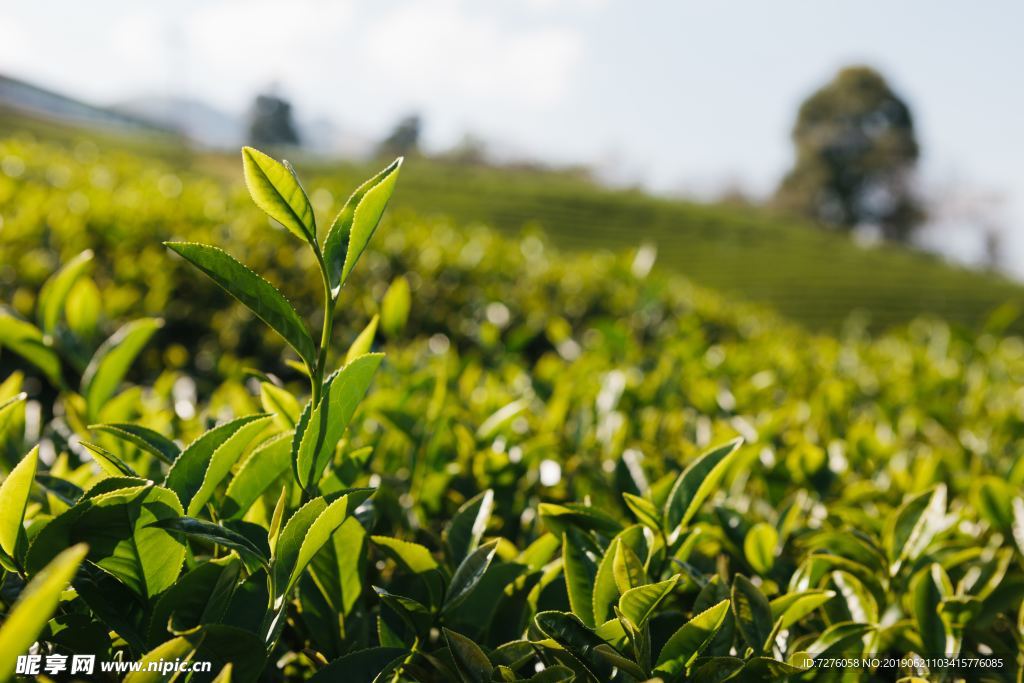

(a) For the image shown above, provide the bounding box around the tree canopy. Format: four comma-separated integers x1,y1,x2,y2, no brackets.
776,66,923,242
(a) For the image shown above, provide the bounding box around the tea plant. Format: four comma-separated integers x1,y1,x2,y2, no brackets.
1,145,1024,682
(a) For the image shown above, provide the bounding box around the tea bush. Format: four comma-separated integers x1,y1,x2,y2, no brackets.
1,145,1024,681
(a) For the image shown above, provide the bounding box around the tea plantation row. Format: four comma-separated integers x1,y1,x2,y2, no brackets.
0,137,1023,681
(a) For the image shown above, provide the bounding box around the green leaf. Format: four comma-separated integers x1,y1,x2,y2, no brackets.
444,627,494,683
273,489,374,600
81,318,163,419
731,575,772,654
744,522,778,575
534,610,616,682
655,599,731,676
768,589,834,633
346,314,379,365
294,353,383,491
26,484,186,599
371,535,440,574
562,530,598,627
911,563,951,655
885,484,946,572
623,493,661,530
445,540,498,612
381,276,411,337
80,440,139,477
89,422,179,465
309,647,407,683
0,445,38,560
124,635,198,683
165,242,316,368
323,158,403,293
612,541,646,595
310,517,366,617
147,556,242,642
0,309,62,386
0,390,26,441
446,489,494,566
222,432,293,519
831,570,878,625
260,381,301,430
37,249,93,335
663,437,742,533
1012,497,1024,557
241,146,315,245
65,277,102,338
148,516,270,567
0,544,87,683
618,574,680,629
164,414,272,517
802,621,873,658
592,538,621,625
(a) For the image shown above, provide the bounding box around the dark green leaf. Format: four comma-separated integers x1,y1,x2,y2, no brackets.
444,627,494,683
731,575,772,654
165,242,316,368
147,516,269,567
446,489,494,567
89,422,179,465
444,540,498,612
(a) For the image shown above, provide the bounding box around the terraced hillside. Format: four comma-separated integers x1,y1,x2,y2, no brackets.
3,108,1022,334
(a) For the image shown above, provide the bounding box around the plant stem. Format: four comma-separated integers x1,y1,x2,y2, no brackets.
311,247,335,406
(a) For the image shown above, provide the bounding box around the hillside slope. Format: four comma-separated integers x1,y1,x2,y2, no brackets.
3,108,1022,333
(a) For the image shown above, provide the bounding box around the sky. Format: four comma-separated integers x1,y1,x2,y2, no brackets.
2,0,1023,271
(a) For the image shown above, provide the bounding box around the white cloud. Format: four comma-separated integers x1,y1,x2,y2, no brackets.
362,0,584,109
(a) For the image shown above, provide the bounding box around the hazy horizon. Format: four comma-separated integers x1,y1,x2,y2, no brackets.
2,0,1022,273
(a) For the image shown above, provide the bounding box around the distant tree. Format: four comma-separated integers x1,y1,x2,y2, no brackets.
247,92,300,148
440,133,488,165
377,114,421,157
776,66,923,242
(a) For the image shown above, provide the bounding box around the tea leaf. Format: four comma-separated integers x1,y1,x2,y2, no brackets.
222,432,293,519
0,544,87,683
81,318,163,419
618,574,679,629
89,422,179,465
323,158,403,292
26,485,185,599
346,314,379,364
294,353,383,491
165,413,272,516
444,627,494,683
731,575,772,654
381,276,411,337
0,446,38,562
80,440,139,478
664,437,742,533
37,248,93,335
655,599,730,675
241,147,316,245
444,540,498,612
744,522,778,574
446,489,494,566
0,310,62,386
165,242,316,368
